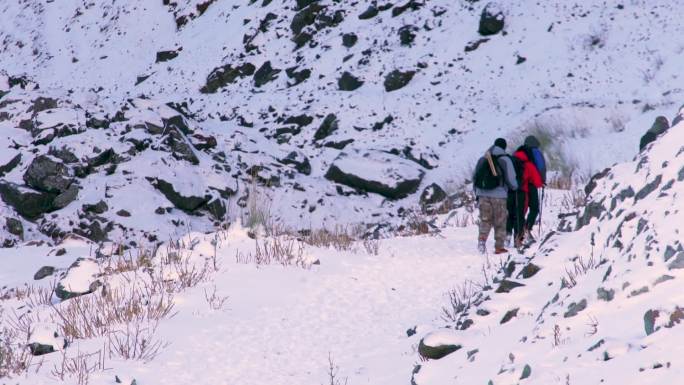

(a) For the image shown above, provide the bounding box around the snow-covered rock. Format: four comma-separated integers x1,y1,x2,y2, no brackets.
55,258,102,300
325,150,425,199
28,323,65,356
418,329,462,360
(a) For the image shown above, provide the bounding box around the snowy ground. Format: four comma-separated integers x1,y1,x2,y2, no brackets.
0,188,572,385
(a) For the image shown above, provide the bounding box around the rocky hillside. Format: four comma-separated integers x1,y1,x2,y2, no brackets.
2,0,683,245
413,105,684,384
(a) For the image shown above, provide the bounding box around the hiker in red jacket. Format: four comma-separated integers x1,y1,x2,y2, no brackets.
511,145,543,247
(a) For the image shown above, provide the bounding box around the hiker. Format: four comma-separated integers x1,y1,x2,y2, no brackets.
639,116,669,151
522,135,547,238
505,157,526,248
473,138,518,254
512,143,543,246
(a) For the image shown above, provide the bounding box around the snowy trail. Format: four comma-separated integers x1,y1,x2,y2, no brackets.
127,227,487,385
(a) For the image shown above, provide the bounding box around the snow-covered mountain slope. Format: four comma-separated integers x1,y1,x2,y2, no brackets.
1,0,683,244
413,109,684,384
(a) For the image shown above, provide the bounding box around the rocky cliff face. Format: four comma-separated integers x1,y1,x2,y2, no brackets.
413,107,684,384
2,0,683,245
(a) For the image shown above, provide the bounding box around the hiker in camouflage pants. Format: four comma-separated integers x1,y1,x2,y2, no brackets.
473,138,519,254
478,197,508,250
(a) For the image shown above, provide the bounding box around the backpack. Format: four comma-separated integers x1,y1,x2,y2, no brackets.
506,155,525,185
531,148,546,175
474,154,504,190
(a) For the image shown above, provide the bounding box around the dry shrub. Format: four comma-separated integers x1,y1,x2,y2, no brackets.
107,322,167,362
562,255,601,289
236,237,308,268
51,285,175,341
403,210,434,236
99,245,153,275
362,238,381,256
243,177,272,231
303,226,359,251
441,281,479,323
51,348,106,385
204,286,229,311
0,323,31,378
560,188,587,212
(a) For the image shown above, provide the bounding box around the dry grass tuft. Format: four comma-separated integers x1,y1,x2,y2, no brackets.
107,322,167,362
0,321,31,378
51,349,106,385
303,226,360,252
236,237,308,268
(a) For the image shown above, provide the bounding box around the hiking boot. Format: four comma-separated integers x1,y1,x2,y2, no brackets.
494,248,508,254
514,236,523,249
477,239,486,254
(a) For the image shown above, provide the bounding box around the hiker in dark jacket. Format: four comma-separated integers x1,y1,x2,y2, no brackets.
639,116,670,151
473,138,518,254
511,145,543,247
522,135,547,239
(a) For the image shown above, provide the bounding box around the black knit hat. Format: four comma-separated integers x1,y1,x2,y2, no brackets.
494,137,507,150
524,135,541,148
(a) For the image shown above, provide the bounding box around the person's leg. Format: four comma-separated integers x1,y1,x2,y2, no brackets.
514,190,526,247
493,198,508,250
506,192,515,234
478,197,494,243
526,186,540,232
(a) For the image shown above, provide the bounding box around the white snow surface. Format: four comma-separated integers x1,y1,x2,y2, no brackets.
1,0,683,241
1,1,684,385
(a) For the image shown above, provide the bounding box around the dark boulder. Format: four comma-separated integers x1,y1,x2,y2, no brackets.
48,147,78,164
325,151,425,200
283,114,314,127
0,182,56,219
156,49,180,63
495,279,524,293
314,114,339,141
148,177,210,212
338,72,364,91
296,0,318,10
23,155,73,194
418,331,462,360
200,63,256,94
5,217,24,238
30,97,58,114
52,184,79,210
0,153,21,177
358,6,379,20
204,198,227,221
518,263,541,279
342,33,358,48
254,61,282,87
398,25,417,46
163,123,200,165
291,2,324,35
479,3,505,36
564,299,587,318
384,69,415,92
278,151,312,175
420,183,448,214
83,200,109,214
392,0,424,17
34,265,55,280
286,66,311,87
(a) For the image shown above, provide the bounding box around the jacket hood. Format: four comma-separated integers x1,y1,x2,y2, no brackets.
514,149,530,162
490,145,506,156
524,135,541,148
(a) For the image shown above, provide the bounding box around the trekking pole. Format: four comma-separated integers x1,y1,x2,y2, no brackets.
538,187,545,239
